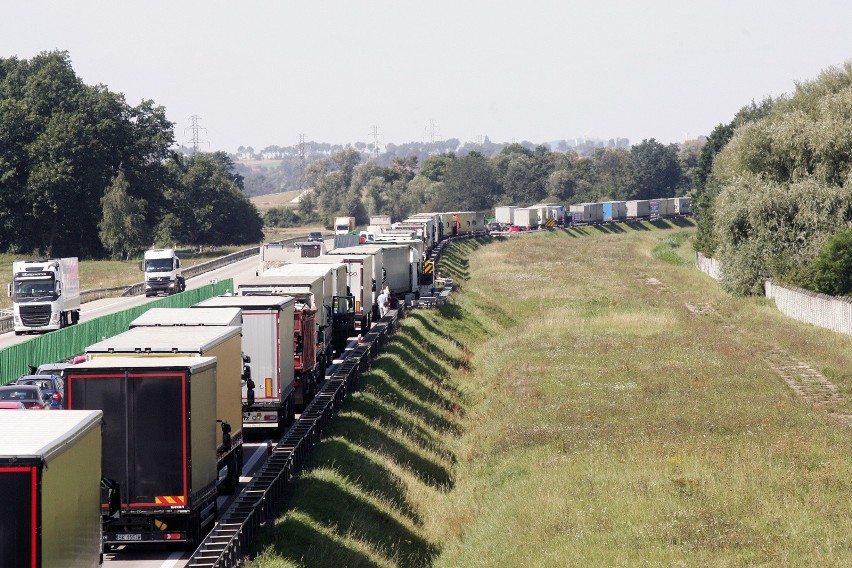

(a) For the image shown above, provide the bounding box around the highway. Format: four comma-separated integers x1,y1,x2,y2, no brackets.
0,253,262,350
2,253,265,568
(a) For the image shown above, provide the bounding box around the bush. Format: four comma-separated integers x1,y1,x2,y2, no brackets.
808,228,852,296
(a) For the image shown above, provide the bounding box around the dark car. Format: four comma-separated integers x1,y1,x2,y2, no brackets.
0,385,50,409
308,231,324,242
15,374,64,409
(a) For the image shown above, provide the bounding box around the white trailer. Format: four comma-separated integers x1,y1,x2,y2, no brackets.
194,296,297,430
302,253,375,331
10,257,81,334
129,306,242,328
626,200,651,219
569,203,604,224
332,243,415,295
238,273,332,367
495,206,517,226
514,207,540,228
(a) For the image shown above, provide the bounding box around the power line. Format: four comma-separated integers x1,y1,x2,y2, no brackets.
184,115,209,154
298,133,306,190
369,125,382,159
425,119,440,144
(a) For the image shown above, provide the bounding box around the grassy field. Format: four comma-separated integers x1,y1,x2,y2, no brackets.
251,190,304,211
246,219,852,567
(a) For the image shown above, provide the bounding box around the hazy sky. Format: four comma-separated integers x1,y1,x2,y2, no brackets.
3,1,851,153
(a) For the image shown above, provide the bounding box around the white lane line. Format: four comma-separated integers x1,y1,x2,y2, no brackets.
159,550,185,568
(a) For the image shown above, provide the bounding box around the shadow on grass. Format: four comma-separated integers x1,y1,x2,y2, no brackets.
258,513,382,568
364,363,462,437
334,412,453,487
624,221,651,231
269,477,438,568
397,325,469,373
591,223,625,234
312,437,422,523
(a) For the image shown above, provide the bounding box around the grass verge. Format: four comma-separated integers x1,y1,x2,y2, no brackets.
249,220,852,567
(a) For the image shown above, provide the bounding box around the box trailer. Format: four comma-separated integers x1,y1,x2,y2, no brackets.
331,243,416,296
302,253,375,332
129,306,242,328
673,196,691,215
569,203,604,224
602,201,627,222
238,275,325,405
0,409,103,567
649,198,672,218
84,326,244,494
194,296,297,430
495,206,517,226
626,199,651,220
514,207,539,228
66,357,219,546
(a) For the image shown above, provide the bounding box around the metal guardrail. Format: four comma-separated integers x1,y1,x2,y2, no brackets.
186,311,400,567
186,232,486,567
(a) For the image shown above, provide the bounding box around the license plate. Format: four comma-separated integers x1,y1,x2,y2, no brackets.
115,533,142,541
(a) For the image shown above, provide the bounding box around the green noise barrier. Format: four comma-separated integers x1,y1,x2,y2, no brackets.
0,279,234,383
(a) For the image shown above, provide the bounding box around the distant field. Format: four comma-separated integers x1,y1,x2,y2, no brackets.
251,190,304,211
238,159,283,169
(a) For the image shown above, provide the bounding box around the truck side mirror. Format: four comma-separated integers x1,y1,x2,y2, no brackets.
6,283,10,297
138,260,144,271
219,420,232,447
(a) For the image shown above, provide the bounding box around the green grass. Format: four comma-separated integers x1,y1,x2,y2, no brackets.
246,220,852,567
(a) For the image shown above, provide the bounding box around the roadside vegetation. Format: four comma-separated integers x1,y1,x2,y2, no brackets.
247,222,852,567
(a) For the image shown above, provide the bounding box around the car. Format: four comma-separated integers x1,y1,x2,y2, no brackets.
15,374,64,409
508,226,521,233
34,362,72,379
0,385,50,409
308,231,324,242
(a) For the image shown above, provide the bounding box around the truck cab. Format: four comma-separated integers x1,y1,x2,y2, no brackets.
9,258,81,335
142,249,185,297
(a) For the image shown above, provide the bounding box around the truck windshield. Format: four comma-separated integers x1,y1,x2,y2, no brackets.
13,277,56,300
145,258,173,272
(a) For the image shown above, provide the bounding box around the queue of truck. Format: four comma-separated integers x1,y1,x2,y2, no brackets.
0,211,483,563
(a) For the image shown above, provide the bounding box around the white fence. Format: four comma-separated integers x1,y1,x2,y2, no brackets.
695,252,720,280
765,281,852,336
695,252,852,335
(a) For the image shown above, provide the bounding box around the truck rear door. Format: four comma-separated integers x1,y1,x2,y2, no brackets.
67,371,188,509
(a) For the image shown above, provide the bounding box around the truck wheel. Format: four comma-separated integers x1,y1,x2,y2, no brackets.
72,311,79,325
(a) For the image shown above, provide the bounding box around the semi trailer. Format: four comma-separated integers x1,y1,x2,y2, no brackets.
0,409,104,567
194,296,297,430
66,357,221,546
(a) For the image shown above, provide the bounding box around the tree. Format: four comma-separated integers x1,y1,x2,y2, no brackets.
441,151,499,211
629,139,683,200
99,169,148,259
808,228,852,296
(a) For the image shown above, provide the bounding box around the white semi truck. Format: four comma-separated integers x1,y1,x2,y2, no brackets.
9,257,81,335
141,248,185,297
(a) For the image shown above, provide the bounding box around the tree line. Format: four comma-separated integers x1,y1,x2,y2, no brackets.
0,51,262,260
267,138,701,228
692,62,852,297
